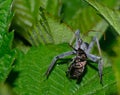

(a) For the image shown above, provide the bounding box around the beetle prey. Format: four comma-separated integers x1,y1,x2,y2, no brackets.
45,30,103,84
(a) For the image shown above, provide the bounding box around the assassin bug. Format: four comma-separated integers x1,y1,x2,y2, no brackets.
45,30,103,84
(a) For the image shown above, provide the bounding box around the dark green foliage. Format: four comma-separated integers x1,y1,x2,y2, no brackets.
0,0,16,83
85,0,120,35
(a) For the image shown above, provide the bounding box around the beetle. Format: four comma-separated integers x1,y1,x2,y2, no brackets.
45,30,103,84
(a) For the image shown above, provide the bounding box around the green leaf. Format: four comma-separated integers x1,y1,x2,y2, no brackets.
0,0,16,82
0,51,15,83
60,0,86,22
0,33,15,83
112,37,120,94
50,0,116,33
12,0,41,28
46,0,60,17
61,0,117,23
12,0,73,46
13,44,117,95
11,0,42,45
47,17,73,44
84,0,120,35
0,32,13,55
0,0,13,34
69,7,100,32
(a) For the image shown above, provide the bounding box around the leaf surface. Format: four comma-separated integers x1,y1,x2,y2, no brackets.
12,0,73,46
0,0,16,82
14,44,117,95
84,0,120,35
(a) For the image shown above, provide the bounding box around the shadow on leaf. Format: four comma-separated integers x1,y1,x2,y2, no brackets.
5,70,20,87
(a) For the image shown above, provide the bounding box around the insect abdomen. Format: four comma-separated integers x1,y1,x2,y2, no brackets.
66,61,87,79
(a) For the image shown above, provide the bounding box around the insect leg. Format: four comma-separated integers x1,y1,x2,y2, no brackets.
87,36,102,57
70,29,83,49
45,51,75,78
87,53,103,84
75,29,83,49
86,36,96,53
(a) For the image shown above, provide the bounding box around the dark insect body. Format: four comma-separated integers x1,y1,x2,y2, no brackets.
66,48,87,80
45,30,103,84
